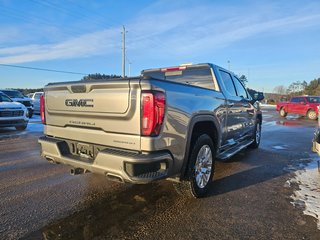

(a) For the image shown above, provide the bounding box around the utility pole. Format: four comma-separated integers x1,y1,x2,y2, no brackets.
121,26,127,78
128,61,132,77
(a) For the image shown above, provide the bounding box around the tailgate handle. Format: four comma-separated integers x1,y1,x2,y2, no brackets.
71,85,87,93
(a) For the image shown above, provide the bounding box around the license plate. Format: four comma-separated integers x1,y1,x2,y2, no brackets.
76,142,94,159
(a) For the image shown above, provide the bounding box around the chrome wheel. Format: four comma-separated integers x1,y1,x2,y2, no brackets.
280,108,286,117
308,110,317,120
194,145,213,189
255,122,261,144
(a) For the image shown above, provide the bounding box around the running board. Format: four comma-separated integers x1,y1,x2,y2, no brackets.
217,139,254,160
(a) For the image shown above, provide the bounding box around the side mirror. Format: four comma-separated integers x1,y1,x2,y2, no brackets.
250,92,264,103
300,101,306,105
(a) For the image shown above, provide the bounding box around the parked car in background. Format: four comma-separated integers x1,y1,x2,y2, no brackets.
0,89,34,118
0,91,29,130
27,92,43,114
276,96,320,120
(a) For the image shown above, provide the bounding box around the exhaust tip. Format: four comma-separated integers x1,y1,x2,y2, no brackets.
45,156,57,164
70,168,85,175
106,173,124,183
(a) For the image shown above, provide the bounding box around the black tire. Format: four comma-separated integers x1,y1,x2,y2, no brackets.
28,109,33,118
307,110,317,120
175,134,215,198
279,108,287,117
249,120,261,149
15,124,27,131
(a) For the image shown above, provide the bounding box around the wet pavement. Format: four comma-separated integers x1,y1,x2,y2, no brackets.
1,109,320,239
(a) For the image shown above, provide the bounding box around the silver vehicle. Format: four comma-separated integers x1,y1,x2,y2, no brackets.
39,63,263,198
28,92,43,114
0,92,29,130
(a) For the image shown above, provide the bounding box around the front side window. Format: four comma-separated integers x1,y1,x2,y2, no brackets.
219,70,237,96
233,76,248,99
291,98,299,103
307,97,320,103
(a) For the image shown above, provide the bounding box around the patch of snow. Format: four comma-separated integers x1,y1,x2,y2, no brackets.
290,158,320,229
272,145,288,150
260,104,277,109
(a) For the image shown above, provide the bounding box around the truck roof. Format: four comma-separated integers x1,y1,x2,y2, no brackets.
141,63,217,74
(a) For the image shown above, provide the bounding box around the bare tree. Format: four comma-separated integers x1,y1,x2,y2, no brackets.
273,85,287,95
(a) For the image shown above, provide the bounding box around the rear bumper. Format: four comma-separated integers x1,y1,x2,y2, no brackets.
38,136,173,184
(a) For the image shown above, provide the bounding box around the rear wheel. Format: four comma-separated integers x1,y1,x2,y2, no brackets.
175,134,215,198
307,110,317,120
279,108,287,117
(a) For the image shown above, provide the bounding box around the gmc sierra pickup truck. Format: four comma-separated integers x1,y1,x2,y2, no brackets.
276,96,320,120
39,63,263,198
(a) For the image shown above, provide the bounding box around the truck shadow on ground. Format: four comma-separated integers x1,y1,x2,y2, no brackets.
207,148,290,197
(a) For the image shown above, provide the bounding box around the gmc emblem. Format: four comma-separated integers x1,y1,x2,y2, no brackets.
65,99,94,107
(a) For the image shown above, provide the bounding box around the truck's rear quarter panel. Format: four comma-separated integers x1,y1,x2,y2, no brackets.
140,79,226,176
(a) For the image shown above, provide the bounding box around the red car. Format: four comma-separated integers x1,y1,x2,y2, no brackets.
276,96,320,120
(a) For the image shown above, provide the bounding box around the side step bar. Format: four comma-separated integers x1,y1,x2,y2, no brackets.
217,139,254,160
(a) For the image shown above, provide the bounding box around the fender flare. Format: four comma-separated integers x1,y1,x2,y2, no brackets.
180,114,222,180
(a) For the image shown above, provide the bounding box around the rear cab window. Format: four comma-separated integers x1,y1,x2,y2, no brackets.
143,66,218,91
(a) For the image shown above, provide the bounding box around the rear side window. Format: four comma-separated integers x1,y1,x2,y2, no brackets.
145,68,216,90
219,70,237,96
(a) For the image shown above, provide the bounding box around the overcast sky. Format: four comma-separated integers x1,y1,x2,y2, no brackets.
0,0,320,92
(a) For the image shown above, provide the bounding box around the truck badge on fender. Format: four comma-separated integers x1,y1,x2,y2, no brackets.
65,99,94,107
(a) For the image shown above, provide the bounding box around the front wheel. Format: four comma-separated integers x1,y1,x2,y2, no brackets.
307,110,317,120
176,134,215,198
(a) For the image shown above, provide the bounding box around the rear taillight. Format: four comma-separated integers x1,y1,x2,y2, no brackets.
40,95,46,124
141,91,166,136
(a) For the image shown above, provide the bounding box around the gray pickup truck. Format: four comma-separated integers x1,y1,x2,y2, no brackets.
39,63,263,198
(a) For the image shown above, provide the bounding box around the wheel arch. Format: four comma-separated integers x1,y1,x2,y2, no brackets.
180,115,221,180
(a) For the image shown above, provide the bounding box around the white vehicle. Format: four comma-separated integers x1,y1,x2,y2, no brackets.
0,92,29,130
0,89,34,118
28,92,43,114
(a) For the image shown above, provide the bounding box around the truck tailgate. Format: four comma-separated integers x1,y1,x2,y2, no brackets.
44,79,141,139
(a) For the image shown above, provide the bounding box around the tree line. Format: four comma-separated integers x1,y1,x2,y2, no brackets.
272,77,320,103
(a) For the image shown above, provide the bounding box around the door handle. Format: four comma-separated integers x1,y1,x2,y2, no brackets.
247,109,254,115
227,103,234,108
